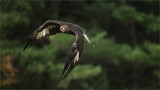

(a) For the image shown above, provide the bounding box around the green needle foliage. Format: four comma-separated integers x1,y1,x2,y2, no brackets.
1,1,159,89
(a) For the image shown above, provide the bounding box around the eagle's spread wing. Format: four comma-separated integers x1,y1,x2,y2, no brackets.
61,42,83,79
61,31,84,79
23,21,61,51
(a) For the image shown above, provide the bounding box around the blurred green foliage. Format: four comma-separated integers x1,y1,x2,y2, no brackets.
0,1,159,89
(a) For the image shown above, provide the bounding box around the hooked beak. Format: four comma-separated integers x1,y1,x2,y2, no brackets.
83,33,94,48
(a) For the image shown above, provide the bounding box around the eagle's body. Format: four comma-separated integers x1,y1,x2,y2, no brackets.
23,20,93,79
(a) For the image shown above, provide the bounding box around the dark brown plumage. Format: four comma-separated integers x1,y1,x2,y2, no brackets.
23,20,93,79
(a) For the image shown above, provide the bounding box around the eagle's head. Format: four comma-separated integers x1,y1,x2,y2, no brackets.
60,25,70,32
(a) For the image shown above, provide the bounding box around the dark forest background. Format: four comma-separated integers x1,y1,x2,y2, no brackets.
1,0,159,89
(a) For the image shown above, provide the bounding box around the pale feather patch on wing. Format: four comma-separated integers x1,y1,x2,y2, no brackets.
37,29,49,39
36,25,56,39
73,51,79,65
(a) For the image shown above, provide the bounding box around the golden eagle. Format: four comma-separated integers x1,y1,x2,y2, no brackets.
23,20,93,79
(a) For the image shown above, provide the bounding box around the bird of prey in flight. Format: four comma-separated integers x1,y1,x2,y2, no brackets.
23,20,94,79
